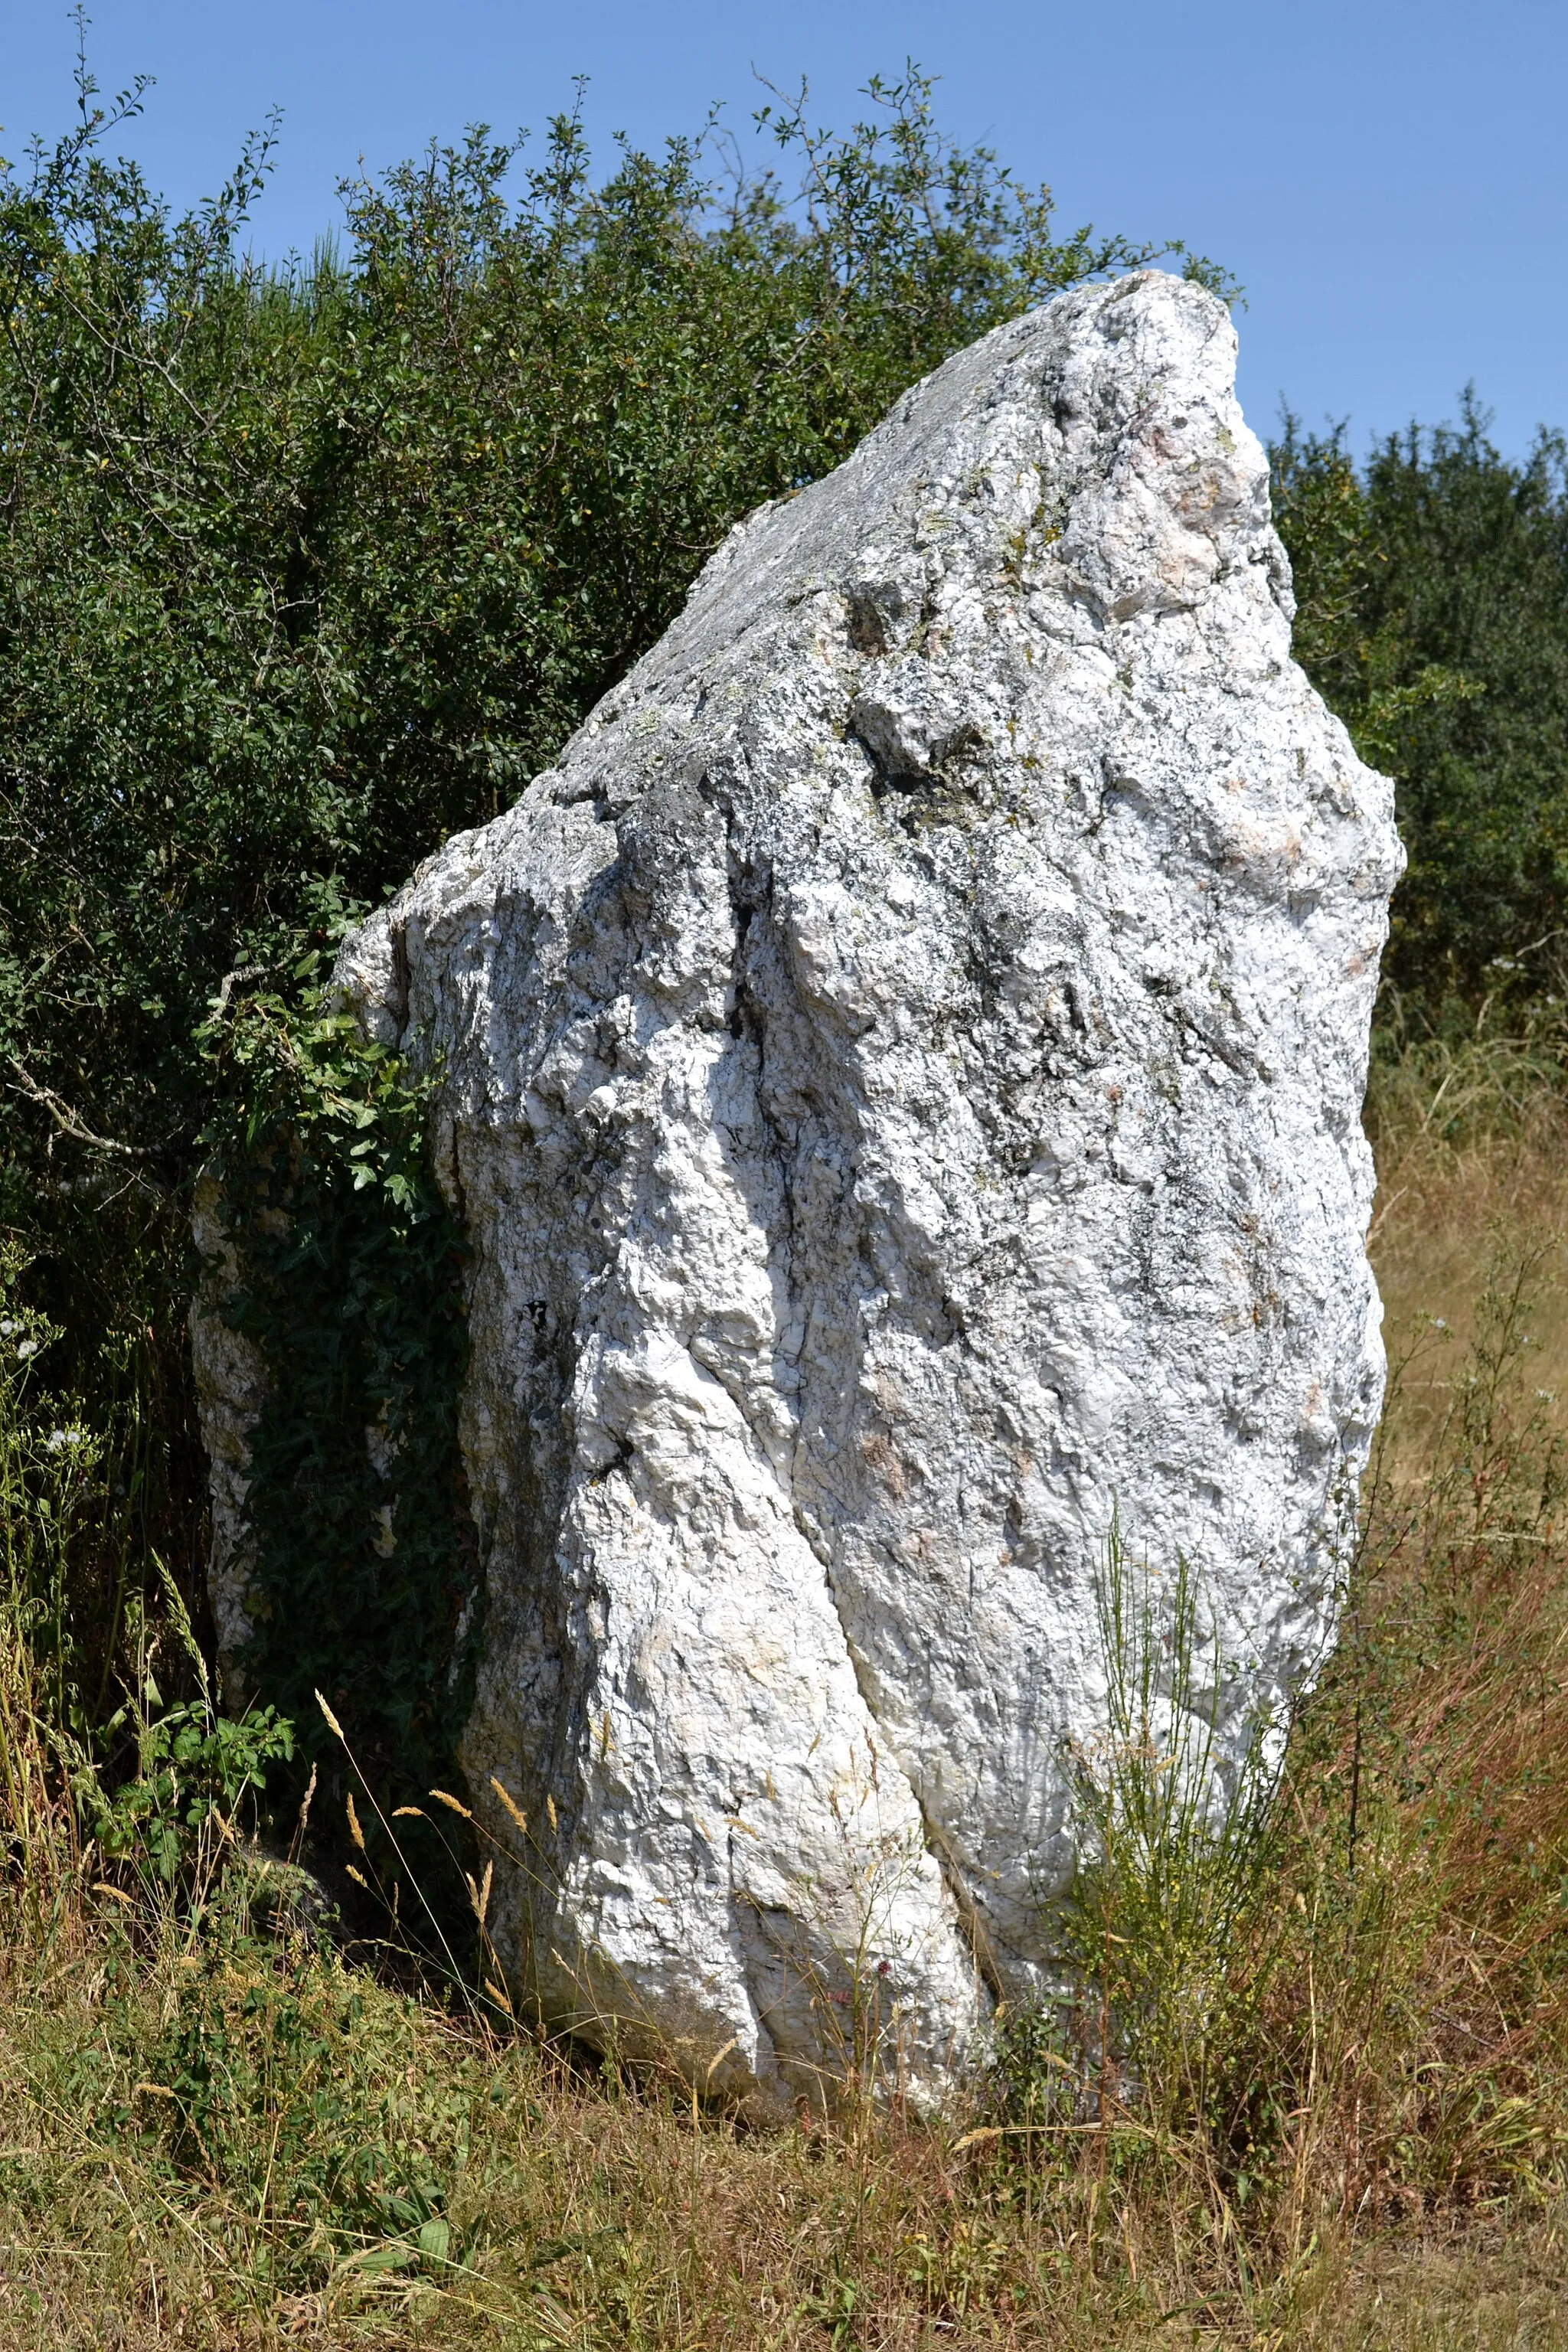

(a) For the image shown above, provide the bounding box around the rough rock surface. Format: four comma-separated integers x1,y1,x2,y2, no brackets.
246,273,1401,2109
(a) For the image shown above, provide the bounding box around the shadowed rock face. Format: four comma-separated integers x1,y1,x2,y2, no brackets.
309,272,1398,2111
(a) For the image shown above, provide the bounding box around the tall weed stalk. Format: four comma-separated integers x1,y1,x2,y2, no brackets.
1053,1546,1281,2154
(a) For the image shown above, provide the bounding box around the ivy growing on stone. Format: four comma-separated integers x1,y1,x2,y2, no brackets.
201,969,479,1815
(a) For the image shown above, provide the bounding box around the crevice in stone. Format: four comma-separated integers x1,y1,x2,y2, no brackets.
820,1558,1001,2015
387,917,412,1047
716,831,989,2017
914,1804,1006,2010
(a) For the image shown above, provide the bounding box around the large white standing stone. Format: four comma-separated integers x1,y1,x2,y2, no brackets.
315,273,1399,2109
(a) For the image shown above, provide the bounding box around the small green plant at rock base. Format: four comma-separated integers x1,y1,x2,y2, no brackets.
799,2270,864,2346
89,1684,293,1893
78,1546,296,1901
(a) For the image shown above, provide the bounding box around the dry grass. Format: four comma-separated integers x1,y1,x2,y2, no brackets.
0,1916,1565,2352
1368,1008,1568,1448
1,1030,1567,2347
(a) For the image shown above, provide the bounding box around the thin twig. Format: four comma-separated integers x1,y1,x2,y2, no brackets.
5,1058,158,1161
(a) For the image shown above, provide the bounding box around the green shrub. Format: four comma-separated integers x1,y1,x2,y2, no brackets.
1273,406,1568,1018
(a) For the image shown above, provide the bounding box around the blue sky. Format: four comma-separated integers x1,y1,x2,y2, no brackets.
6,0,1566,459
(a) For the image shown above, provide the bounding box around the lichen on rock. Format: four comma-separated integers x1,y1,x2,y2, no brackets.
259,271,1400,2111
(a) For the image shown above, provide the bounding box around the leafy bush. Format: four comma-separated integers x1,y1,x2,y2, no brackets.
1274,404,1568,1016
0,60,1197,1183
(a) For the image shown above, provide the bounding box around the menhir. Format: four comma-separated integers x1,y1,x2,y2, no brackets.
215,272,1404,2112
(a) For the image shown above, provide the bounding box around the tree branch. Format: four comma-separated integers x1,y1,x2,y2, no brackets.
6,1056,156,1159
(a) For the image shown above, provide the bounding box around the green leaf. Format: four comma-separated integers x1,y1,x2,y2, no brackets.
416,2216,452,2265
